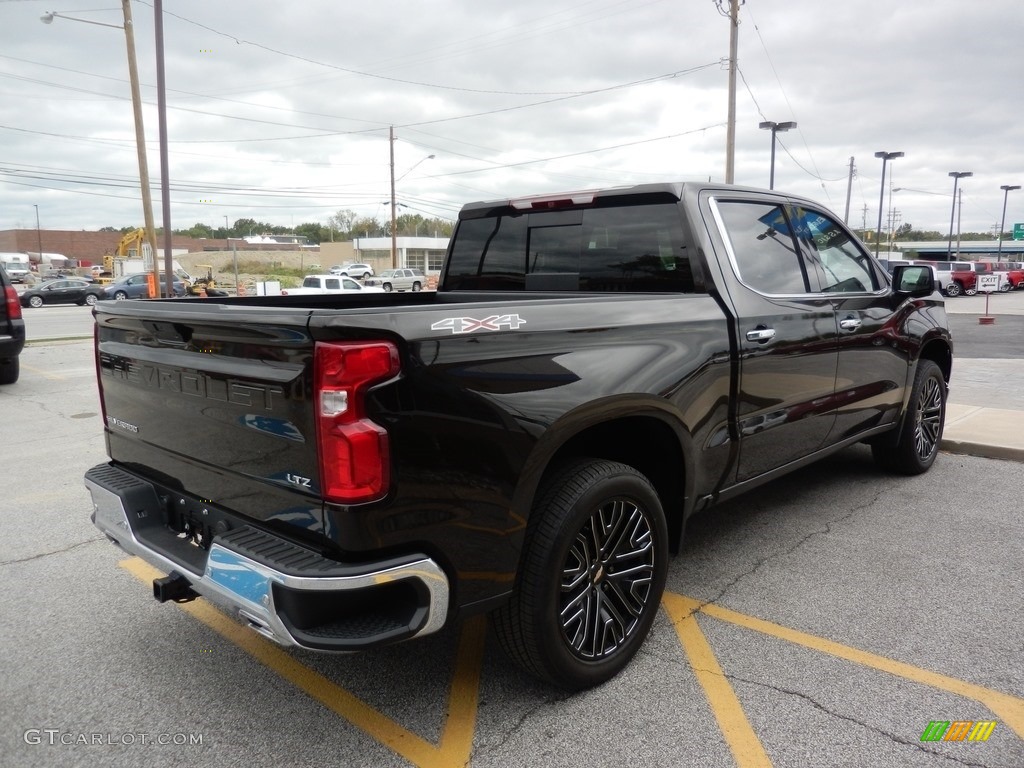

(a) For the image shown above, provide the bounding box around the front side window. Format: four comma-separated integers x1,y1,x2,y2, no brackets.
715,200,810,294
794,207,879,293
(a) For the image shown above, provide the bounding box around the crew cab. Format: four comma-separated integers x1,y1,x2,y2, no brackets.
84,182,952,690
280,274,385,296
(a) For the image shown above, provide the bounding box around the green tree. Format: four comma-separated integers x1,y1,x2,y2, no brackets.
293,222,323,244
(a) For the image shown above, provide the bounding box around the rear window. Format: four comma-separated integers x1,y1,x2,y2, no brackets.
444,202,695,292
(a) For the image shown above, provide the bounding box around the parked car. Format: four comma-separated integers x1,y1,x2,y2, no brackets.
927,261,977,297
101,273,186,300
362,268,425,292
20,278,106,308
994,262,1024,289
0,263,25,384
279,274,385,296
329,263,375,279
973,261,1015,292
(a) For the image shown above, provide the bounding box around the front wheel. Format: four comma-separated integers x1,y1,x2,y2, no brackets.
28,295,43,308
943,281,962,298
491,459,668,690
412,282,422,292
999,281,1012,292
964,285,978,296
113,291,128,300
382,283,393,292
84,294,98,306
871,360,946,475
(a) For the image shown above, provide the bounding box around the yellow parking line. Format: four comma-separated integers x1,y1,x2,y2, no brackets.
20,362,64,381
694,598,1024,740
662,593,773,768
121,558,484,768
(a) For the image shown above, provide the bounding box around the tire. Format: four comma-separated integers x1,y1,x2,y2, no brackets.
412,282,422,292
491,459,668,690
362,272,371,280
943,281,962,298
999,281,1011,293
964,284,977,296
0,357,18,385
28,295,43,308
382,283,393,292
114,291,128,300
84,294,98,306
871,360,946,475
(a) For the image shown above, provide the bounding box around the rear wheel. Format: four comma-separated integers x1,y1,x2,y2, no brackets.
943,281,962,297
491,459,668,690
382,283,393,292
84,294,98,306
964,284,977,296
999,280,1012,292
412,282,422,292
871,360,946,475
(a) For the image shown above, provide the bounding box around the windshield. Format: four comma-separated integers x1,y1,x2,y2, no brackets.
379,270,398,277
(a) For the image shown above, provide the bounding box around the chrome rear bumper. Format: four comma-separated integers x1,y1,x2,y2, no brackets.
85,463,450,651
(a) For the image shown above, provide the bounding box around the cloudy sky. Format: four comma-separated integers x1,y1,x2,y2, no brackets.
1,0,1022,240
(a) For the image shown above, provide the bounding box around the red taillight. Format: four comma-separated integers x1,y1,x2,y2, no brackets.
4,286,22,320
314,341,400,504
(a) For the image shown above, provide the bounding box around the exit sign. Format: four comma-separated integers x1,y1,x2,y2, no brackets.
1014,223,1024,240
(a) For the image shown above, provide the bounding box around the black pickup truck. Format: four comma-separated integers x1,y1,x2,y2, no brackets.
84,182,952,690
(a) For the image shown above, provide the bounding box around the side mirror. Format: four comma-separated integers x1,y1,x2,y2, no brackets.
891,265,937,298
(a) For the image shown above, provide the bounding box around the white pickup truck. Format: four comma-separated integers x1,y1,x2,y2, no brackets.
279,274,385,296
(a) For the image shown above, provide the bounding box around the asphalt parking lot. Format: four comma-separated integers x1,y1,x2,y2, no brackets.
2,335,1022,767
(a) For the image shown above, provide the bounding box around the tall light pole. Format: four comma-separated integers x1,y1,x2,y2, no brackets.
946,171,972,259
758,121,796,190
873,151,903,257
997,184,1020,257
388,126,434,269
42,4,160,296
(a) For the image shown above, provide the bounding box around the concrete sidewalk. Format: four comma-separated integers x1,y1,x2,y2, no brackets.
942,356,1024,463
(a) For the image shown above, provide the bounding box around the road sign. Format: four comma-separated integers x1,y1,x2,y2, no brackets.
977,274,1000,293
1013,223,1024,240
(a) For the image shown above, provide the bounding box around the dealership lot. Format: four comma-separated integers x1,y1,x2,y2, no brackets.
2,340,1021,768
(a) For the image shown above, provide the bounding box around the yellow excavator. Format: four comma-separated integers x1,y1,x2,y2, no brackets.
97,228,151,284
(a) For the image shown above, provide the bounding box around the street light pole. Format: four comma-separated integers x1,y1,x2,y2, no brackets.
946,171,973,260
41,4,159,296
873,151,904,257
997,184,1020,257
33,205,43,266
758,121,796,190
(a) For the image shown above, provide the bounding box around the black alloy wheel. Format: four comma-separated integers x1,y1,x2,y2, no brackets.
492,458,668,690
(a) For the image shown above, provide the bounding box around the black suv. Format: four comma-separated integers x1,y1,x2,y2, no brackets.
0,263,26,384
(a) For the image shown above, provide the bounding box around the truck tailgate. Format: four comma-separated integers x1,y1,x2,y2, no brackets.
94,301,325,533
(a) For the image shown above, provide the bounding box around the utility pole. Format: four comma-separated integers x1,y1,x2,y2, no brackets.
844,157,855,225
389,126,398,269
724,0,741,183
119,0,160,298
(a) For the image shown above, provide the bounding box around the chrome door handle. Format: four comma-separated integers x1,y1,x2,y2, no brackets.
745,327,776,343
839,318,862,331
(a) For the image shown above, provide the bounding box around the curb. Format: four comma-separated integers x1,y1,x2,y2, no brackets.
940,438,1024,464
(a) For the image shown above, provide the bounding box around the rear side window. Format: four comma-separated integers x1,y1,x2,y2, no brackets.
445,202,695,292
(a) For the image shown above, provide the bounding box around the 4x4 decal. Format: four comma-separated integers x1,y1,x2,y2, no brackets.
430,314,526,334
